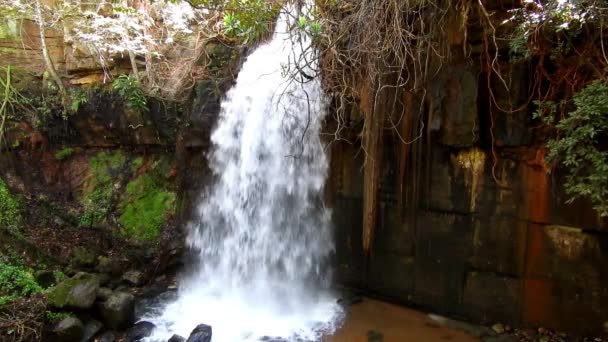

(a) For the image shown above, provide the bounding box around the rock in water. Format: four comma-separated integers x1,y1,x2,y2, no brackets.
168,334,186,342
100,291,135,330
186,324,212,342
49,272,100,310
53,316,84,342
125,321,156,341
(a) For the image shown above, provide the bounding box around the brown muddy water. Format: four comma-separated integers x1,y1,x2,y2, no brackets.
326,299,478,342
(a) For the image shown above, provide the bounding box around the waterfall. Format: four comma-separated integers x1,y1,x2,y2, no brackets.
145,6,342,342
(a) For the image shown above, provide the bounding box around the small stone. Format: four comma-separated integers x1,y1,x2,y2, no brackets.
186,324,212,342
168,334,186,342
538,327,547,334
81,319,103,342
122,270,145,287
53,316,84,342
100,291,135,330
492,323,505,335
98,331,116,342
125,321,156,341
97,287,113,301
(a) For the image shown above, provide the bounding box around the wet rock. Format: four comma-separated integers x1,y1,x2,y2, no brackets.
337,289,363,306
168,334,186,342
125,321,156,341
53,316,84,342
49,272,101,310
122,270,145,287
97,331,116,342
186,323,212,342
35,270,57,289
135,290,178,319
100,291,135,330
492,323,505,334
81,319,103,342
97,287,113,301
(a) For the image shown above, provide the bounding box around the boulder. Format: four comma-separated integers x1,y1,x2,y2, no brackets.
100,291,135,330
168,334,186,342
48,273,101,310
125,321,156,341
186,324,212,342
81,319,103,342
53,316,84,342
121,270,145,287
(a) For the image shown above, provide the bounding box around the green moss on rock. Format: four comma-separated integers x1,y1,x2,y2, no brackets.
118,158,176,242
80,151,128,227
48,272,100,310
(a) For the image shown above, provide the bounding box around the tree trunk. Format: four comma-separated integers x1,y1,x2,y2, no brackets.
33,0,66,96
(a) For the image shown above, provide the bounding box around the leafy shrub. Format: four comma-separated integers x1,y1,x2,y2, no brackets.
45,310,69,322
0,262,42,306
0,178,23,236
69,89,88,113
55,147,75,160
546,80,608,217
112,75,148,112
194,0,279,43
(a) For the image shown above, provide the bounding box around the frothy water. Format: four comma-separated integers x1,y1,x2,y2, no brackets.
144,6,342,342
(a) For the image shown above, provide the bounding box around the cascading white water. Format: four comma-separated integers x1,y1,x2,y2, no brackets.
145,6,342,342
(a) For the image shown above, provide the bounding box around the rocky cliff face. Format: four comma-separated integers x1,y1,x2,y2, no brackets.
2,4,608,339
326,4,608,337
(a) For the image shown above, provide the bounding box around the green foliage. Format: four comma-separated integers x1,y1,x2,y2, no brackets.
545,80,608,217
0,262,42,306
506,0,600,61
80,151,128,227
69,89,88,113
119,158,175,242
297,15,323,39
45,311,69,322
112,75,148,112
0,178,23,236
55,147,75,160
